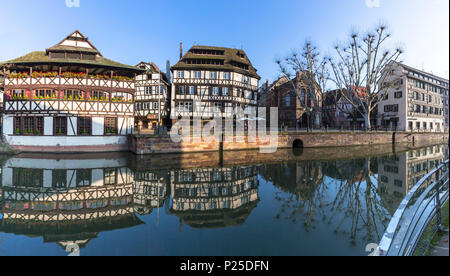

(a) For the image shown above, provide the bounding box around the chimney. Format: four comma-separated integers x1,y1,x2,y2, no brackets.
266,79,269,89
180,42,183,59
166,60,171,83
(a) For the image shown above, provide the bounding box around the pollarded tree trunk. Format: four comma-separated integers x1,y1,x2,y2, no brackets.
314,112,321,129
364,113,371,131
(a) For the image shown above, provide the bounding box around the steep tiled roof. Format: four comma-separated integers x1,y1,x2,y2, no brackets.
1,51,142,72
1,30,143,74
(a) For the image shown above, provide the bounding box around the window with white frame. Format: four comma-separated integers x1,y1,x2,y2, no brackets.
194,71,201,79
177,71,184,78
178,101,193,112
214,102,223,112
224,72,231,80
210,72,217,79
213,87,220,96
177,102,184,111
189,86,195,95
186,102,193,111
222,87,230,96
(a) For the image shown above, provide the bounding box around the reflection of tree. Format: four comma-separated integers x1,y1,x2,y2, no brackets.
326,158,390,244
261,161,327,230
260,157,392,245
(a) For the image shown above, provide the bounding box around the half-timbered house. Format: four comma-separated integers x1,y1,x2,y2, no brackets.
171,45,261,126
135,62,171,132
0,30,143,152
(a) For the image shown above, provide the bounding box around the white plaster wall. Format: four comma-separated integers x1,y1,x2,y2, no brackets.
2,115,13,135
92,169,104,187
128,117,134,135
67,170,76,188
1,167,13,187
4,135,128,147
68,117,77,136
118,117,125,135
44,117,53,136
251,77,258,87
92,117,104,135
4,158,127,170
407,117,445,132
43,170,52,188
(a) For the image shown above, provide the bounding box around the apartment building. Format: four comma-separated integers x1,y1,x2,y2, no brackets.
170,45,260,125
378,61,448,132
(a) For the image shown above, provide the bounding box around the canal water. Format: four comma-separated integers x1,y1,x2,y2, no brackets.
0,144,448,256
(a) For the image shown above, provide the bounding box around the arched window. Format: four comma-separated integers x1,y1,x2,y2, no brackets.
285,94,291,107
300,89,306,106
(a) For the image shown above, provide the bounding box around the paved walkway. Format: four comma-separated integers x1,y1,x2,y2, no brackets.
431,229,449,256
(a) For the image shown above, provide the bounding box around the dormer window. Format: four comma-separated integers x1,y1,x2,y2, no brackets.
67,52,81,59
49,51,95,60
82,53,96,60
237,51,245,59
50,52,65,59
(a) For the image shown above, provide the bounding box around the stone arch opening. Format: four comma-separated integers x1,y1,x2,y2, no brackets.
293,139,304,149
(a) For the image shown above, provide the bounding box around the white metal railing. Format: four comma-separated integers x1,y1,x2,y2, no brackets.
376,160,449,256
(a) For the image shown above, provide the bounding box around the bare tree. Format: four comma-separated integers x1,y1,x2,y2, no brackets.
329,25,403,130
277,42,329,130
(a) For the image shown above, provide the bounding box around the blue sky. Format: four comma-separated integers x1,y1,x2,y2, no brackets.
0,0,448,82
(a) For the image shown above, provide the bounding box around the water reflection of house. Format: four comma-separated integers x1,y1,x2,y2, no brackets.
133,170,169,215
377,145,446,213
169,166,259,229
261,162,323,201
0,154,144,249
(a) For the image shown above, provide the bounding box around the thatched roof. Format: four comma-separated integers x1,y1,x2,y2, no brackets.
172,45,260,79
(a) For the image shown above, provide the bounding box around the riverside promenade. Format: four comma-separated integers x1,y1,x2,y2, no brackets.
431,230,449,256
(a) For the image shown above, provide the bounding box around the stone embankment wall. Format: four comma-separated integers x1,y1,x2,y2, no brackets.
131,132,448,155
